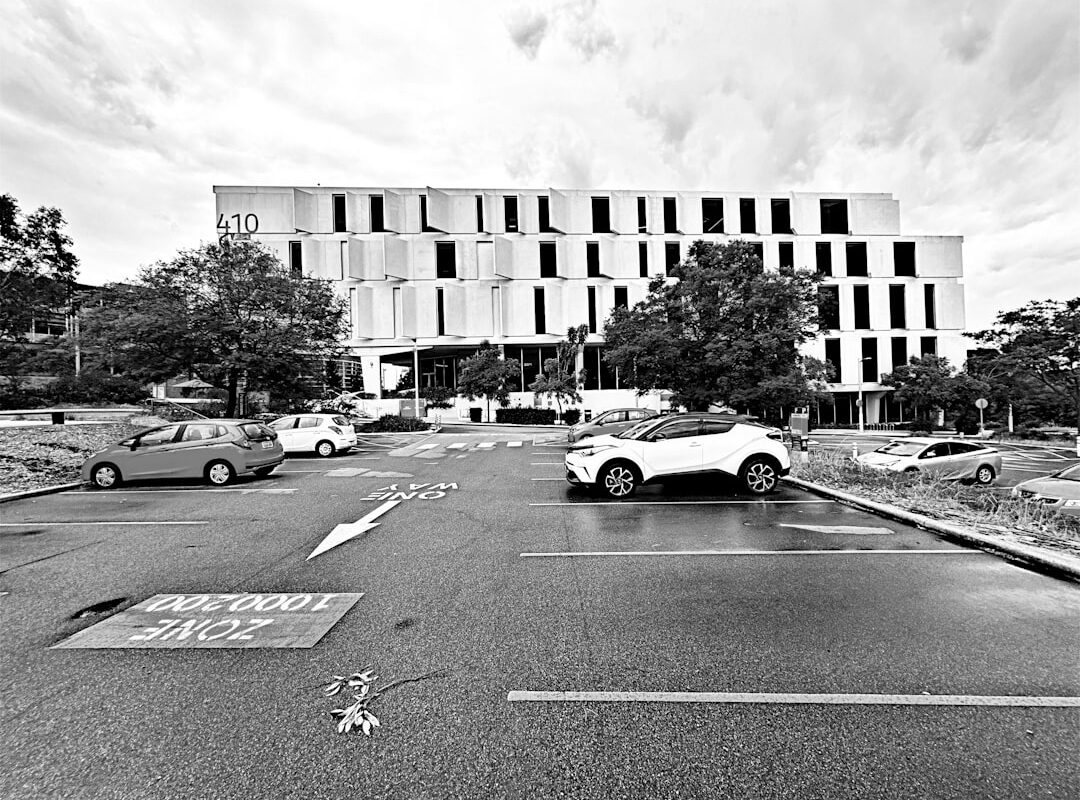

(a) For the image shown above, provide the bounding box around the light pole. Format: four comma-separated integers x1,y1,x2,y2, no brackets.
857,356,872,432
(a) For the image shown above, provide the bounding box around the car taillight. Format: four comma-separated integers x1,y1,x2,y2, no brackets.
329,425,342,434
237,439,254,449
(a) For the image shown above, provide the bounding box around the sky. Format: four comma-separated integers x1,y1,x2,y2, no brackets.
1,0,1077,331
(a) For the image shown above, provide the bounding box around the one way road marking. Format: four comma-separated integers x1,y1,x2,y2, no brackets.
307,501,400,560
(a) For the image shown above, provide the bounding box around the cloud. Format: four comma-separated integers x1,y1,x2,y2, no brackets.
506,9,549,58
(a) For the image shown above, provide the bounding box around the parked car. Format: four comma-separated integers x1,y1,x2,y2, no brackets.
1012,464,1080,516
567,408,658,443
855,437,1001,484
268,413,357,457
565,413,791,498
82,420,283,489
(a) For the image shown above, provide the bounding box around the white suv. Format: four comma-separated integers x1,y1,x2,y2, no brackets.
565,413,790,498
268,413,357,457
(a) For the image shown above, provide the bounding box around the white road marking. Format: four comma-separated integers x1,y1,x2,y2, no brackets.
477,442,496,449
80,489,298,494
446,443,468,450
417,443,439,450
456,454,467,459
530,478,567,481
0,521,209,527
1003,465,1059,473
520,549,976,558
530,462,564,466
779,524,893,535
507,441,523,447
528,500,835,505
507,691,1080,708
307,500,400,560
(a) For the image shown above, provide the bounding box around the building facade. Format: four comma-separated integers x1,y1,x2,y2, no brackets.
213,185,966,424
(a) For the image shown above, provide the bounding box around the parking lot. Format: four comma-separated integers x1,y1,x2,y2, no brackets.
1,430,1078,799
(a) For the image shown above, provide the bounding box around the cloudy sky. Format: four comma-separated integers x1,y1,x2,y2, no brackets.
2,0,1076,329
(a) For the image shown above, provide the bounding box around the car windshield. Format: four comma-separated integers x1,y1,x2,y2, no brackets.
617,418,664,440
332,416,351,426
1054,464,1080,481
876,441,924,457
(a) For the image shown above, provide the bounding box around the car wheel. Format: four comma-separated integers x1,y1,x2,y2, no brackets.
315,440,336,458
206,460,235,486
90,463,121,489
740,456,779,495
974,465,996,485
903,467,919,475
255,466,276,477
597,461,639,498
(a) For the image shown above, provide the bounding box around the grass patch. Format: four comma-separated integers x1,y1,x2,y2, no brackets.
790,449,1080,557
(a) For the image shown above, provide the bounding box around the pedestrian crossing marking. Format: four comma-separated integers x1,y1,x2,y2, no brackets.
508,441,523,447
446,443,467,450
417,443,439,450
476,442,496,449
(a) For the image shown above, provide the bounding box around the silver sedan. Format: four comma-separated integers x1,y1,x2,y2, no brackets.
856,437,1002,484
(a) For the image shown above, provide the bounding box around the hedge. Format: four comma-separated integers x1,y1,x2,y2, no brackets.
495,407,557,425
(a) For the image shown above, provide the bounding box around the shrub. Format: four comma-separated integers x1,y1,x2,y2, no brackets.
900,418,935,434
364,414,429,432
495,407,557,425
47,373,147,405
562,409,581,426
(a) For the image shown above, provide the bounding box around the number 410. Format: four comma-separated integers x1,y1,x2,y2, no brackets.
217,213,259,233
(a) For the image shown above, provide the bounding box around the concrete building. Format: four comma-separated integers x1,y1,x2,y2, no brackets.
213,185,966,424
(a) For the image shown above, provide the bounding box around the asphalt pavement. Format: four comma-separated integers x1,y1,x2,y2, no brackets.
1,429,1077,799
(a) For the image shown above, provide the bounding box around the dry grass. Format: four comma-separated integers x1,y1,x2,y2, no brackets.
790,449,1080,557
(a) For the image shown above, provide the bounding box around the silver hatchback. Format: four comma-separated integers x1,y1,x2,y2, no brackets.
567,408,658,443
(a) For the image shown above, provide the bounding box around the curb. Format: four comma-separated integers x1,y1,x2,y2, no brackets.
782,475,1080,583
0,482,84,504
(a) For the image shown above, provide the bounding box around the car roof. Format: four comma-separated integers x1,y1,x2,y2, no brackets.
895,436,995,448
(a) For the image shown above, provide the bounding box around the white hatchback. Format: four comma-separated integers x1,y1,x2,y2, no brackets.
268,413,357,457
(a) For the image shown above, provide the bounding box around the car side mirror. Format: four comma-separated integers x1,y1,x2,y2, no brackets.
650,433,667,441
129,442,139,451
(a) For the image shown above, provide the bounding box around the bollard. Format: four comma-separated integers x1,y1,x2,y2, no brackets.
851,441,859,459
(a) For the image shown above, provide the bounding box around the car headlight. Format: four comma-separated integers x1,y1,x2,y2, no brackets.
573,444,615,458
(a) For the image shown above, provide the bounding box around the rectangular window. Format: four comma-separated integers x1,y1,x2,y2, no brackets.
816,242,832,276
637,196,647,232
665,242,680,275
702,198,724,233
420,195,437,232
436,288,445,336
591,197,610,233
818,285,840,330
504,196,518,232
853,284,871,329
587,286,597,333
861,338,878,382
583,346,618,390
779,242,794,274
586,241,600,277
740,198,756,233
771,199,791,234
332,194,346,233
539,241,557,278
894,242,916,276
846,242,868,277
889,285,906,329
370,196,385,232
638,241,649,277
891,337,907,370
825,338,842,383
436,242,456,279
924,284,937,329
820,198,849,234
289,241,303,277
921,336,937,356
476,195,484,232
533,286,546,334
538,196,552,232
663,196,677,233
614,286,628,309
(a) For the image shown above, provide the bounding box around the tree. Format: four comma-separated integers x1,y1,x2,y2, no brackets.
968,299,1080,428
528,324,588,418
879,355,964,423
0,194,80,401
456,341,521,422
80,239,348,416
602,240,822,411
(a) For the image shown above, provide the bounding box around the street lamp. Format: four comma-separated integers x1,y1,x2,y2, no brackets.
857,356,873,432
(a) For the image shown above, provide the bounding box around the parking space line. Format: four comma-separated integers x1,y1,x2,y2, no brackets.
0,521,209,527
75,489,297,494
520,549,975,558
1003,466,1057,473
507,441,523,448
507,691,1080,707
530,462,564,465
528,500,835,505
530,478,567,481
417,443,439,450
446,443,468,450
476,442,496,449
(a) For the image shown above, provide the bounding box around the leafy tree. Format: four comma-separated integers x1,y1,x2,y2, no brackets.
80,239,347,416
879,355,966,423
968,299,1080,428
528,324,589,418
456,341,521,422
602,240,822,411
0,194,79,400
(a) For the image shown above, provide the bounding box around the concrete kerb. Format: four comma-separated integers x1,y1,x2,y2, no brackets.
782,475,1080,583
0,482,84,504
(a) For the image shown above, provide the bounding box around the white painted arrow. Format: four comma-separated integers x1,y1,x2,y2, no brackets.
307,500,400,560
778,523,893,535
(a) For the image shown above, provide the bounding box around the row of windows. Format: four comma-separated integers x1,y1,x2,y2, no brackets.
330,193,853,236
824,336,937,384
818,284,937,331
292,238,920,279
